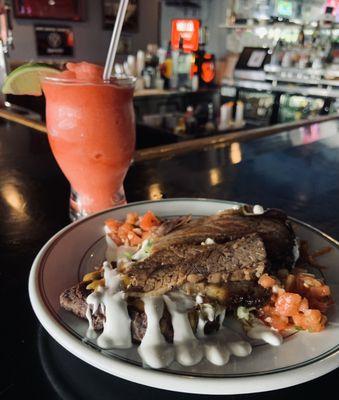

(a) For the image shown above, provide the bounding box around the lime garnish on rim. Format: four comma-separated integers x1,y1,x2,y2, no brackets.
2,63,61,96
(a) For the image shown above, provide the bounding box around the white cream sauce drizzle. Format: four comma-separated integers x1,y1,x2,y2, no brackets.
85,263,282,367
86,262,131,349
253,204,264,215
196,313,206,338
85,306,98,339
163,294,204,366
246,318,283,346
137,297,174,368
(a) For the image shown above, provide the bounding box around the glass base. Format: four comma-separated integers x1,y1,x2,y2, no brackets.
69,186,127,221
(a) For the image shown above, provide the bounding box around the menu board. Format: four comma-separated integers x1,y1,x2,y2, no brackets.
13,0,85,21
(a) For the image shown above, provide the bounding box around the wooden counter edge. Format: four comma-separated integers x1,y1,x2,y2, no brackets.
1,107,338,163
133,113,339,162
0,108,47,134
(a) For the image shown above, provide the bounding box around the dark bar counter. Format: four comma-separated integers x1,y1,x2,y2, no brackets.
1,115,339,399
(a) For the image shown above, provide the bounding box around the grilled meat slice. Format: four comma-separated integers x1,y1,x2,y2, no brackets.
60,282,104,330
59,282,174,342
153,215,192,237
152,209,295,269
59,281,270,342
121,233,267,296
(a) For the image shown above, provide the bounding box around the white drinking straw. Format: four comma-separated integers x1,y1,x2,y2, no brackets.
103,0,129,81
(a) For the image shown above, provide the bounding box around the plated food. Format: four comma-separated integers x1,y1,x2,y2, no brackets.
59,204,333,369
29,199,339,394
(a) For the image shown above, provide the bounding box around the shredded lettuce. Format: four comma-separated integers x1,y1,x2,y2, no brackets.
131,239,153,261
237,306,255,321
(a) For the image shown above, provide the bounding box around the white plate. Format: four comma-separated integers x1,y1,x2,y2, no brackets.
29,199,339,395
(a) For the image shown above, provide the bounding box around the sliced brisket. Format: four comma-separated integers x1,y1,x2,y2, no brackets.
152,209,295,269
122,233,267,295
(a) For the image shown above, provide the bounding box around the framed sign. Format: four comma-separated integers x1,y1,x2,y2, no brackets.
171,19,200,53
35,25,74,56
13,0,85,21
102,0,138,32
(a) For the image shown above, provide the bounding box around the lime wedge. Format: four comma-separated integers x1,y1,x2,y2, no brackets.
2,63,61,96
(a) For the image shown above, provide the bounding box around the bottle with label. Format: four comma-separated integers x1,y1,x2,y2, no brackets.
161,41,172,90
176,37,190,90
194,26,215,87
144,44,159,88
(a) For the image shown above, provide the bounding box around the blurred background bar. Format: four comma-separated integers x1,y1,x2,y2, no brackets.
1,0,339,150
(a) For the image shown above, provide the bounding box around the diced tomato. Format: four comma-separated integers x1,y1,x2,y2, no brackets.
126,212,139,225
259,271,331,333
269,315,289,331
261,305,289,331
299,297,309,313
275,292,302,317
117,223,134,243
127,231,143,246
258,274,277,289
109,232,122,246
292,309,326,332
139,211,160,231
105,218,122,233
262,305,274,314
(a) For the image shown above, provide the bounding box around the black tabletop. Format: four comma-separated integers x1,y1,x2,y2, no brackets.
1,117,338,399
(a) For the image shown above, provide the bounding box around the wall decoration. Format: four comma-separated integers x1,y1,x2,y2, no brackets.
13,0,85,21
102,0,138,32
35,25,74,56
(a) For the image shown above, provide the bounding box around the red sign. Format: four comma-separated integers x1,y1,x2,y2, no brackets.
171,19,200,53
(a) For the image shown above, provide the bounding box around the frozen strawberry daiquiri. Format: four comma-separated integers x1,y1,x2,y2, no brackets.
42,62,136,219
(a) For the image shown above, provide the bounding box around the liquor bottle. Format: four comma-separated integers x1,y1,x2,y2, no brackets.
205,102,215,132
271,39,283,66
200,53,216,86
184,105,197,135
161,41,173,90
298,26,305,48
174,114,186,135
194,26,215,87
312,22,320,47
144,44,159,88
176,37,189,90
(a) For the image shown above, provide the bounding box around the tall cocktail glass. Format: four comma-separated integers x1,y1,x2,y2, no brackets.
42,72,135,220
